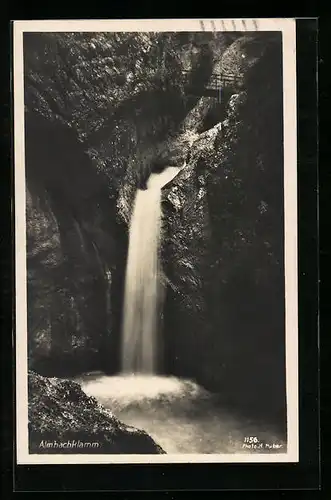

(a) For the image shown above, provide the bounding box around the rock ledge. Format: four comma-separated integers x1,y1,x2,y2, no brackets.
28,370,165,454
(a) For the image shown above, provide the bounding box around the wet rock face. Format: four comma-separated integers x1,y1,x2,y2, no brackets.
28,371,165,454
161,34,286,431
161,135,213,380
25,112,127,377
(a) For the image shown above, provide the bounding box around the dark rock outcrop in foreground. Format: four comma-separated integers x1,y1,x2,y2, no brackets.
28,371,165,454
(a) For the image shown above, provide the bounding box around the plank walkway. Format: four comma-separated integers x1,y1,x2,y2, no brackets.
182,70,239,101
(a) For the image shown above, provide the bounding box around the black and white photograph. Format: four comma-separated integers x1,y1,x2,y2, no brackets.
14,18,298,464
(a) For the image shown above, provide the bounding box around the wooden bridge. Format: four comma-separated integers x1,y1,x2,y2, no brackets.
182,70,240,102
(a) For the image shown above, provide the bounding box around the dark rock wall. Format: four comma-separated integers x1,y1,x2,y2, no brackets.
25,112,126,376
161,34,286,431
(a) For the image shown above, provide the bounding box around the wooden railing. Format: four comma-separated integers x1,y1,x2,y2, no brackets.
181,69,240,99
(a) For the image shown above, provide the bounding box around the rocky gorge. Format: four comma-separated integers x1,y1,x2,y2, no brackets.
24,30,287,447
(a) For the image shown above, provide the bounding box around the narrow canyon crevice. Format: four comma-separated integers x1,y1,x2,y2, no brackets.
24,30,287,444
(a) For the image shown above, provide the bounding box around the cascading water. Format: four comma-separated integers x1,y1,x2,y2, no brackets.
69,130,286,454
73,163,285,454
121,166,181,374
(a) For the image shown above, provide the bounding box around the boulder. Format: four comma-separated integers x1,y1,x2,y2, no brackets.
28,371,165,454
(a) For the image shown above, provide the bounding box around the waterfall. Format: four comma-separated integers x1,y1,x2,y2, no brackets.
121,166,180,374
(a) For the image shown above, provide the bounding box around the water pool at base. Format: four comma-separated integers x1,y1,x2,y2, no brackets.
73,373,286,455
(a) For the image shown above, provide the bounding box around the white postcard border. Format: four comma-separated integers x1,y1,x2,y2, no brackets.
14,18,298,465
